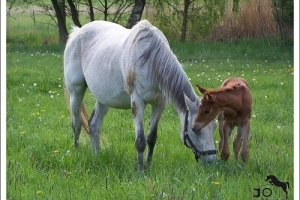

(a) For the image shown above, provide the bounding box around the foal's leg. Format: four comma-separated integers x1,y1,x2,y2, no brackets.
146,101,166,167
88,101,109,154
237,120,250,163
233,132,242,160
221,121,234,161
131,93,146,172
218,113,224,152
69,85,87,148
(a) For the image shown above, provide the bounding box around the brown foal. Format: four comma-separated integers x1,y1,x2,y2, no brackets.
193,77,252,163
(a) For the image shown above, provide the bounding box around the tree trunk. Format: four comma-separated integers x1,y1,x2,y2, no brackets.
51,0,68,43
87,0,95,21
180,0,190,42
126,0,146,28
67,0,82,27
103,0,108,21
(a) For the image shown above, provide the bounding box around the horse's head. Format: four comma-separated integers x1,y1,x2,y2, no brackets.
190,85,220,132
266,175,277,182
182,94,218,163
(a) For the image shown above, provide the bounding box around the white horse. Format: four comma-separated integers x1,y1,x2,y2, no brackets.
64,20,218,172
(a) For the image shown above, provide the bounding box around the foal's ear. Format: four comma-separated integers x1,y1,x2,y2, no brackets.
196,85,206,95
206,93,217,103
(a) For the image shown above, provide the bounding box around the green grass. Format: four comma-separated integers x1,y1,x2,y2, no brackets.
6,41,294,199
6,13,294,200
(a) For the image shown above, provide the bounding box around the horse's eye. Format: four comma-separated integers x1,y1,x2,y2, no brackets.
204,110,210,114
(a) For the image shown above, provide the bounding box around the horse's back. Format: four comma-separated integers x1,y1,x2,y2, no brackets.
64,20,172,108
222,77,248,88
221,77,252,118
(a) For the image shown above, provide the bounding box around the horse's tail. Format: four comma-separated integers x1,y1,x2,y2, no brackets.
286,182,290,189
63,81,90,134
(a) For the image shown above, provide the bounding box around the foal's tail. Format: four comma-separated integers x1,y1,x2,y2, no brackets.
63,81,90,134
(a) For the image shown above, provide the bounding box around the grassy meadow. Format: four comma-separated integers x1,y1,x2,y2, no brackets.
6,11,295,200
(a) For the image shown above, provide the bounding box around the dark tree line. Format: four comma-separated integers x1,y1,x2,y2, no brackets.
49,0,146,43
7,0,293,43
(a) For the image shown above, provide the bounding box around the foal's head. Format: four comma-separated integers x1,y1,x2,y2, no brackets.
192,85,220,132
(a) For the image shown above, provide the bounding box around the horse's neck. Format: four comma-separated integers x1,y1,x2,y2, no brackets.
214,90,240,112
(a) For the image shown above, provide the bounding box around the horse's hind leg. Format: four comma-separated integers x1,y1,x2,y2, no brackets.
69,85,87,148
237,120,250,163
233,132,242,160
88,101,109,154
146,100,167,167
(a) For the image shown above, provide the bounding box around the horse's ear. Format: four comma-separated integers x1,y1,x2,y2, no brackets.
196,85,206,95
206,93,217,103
183,92,196,112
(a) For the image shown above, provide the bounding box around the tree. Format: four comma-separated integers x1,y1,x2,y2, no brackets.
67,0,81,27
127,0,146,28
181,0,192,42
272,0,293,41
51,0,68,43
154,0,227,42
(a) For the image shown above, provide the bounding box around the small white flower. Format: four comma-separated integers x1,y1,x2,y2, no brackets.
277,125,282,129
33,83,37,86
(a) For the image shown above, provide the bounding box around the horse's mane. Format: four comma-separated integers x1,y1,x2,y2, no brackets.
128,20,196,112
205,83,247,95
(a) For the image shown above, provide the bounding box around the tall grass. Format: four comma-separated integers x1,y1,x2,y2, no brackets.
210,0,278,41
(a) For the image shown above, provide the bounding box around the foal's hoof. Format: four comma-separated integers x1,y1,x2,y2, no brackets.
220,152,229,161
241,151,249,163
241,156,249,164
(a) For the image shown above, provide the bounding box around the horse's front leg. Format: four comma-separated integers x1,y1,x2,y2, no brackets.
131,94,146,173
221,121,234,161
218,112,224,152
88,101,109,154
146,101,166,167
238,119,250,163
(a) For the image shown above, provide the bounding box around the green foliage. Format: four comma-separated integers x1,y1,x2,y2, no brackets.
272,0,293,42
232,0,240,12
152,0,227,41
189,0,226,40
272,0,293,25
6,36,294,199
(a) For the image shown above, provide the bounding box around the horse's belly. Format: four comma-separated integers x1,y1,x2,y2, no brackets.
96,90,131,109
